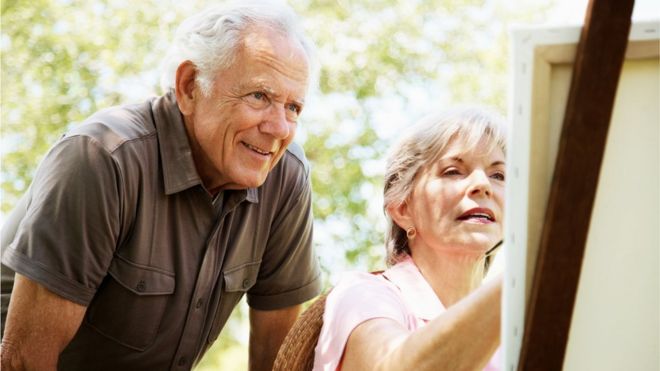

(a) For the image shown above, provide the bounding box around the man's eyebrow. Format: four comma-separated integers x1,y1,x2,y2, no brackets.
247,83,305,105
255,84,276,96
238,81,274,94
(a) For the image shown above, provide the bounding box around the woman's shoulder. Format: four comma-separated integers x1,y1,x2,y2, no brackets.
314,271,411,370
332,271,398,296
324,271,408,322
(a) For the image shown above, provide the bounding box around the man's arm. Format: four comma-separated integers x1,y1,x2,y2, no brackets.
1,274,86,371
248,304,302,371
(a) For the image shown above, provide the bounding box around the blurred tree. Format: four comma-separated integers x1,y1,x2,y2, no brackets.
292,0,551,274
0,0,551,369
1,0,200,212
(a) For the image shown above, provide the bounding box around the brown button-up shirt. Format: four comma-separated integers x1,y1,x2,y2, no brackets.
1,92,320,370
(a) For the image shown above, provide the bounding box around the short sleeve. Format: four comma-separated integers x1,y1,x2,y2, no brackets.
313,273,409,371
246,172,320,310
1,135,121,305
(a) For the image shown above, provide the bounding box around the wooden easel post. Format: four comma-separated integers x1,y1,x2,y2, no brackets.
517,0,635,370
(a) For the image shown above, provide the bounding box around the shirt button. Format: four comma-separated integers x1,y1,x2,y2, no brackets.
195,298,204,309
242,279,250,288
136,280,146,292
178,356,187,366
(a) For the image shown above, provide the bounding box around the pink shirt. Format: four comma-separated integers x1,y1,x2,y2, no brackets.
313,257,501,370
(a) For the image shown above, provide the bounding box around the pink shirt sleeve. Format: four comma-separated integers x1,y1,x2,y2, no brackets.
313,272,410,371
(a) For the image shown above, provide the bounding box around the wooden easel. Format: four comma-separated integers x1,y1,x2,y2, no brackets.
517,0,636,370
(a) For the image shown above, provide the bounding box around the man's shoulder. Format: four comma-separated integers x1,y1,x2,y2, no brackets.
259,142,311,204
281,141,310,176
265,141,310,188
64,98,157,154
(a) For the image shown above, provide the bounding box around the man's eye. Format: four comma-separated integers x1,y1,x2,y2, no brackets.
284,103,302,122
286,103,301,114
244,92,269,107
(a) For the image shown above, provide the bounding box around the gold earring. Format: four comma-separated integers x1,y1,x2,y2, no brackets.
406,226,416,239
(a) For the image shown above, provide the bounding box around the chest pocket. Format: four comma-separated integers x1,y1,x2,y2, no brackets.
205,261,261,346
85,255,175,351
223,261,260,292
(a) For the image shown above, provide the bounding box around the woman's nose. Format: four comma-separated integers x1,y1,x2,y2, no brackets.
467,170,492,197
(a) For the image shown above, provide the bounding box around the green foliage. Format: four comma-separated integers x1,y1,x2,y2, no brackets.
0,0,196,213
0,0,552,369
300,0,469,98
290,0,551,274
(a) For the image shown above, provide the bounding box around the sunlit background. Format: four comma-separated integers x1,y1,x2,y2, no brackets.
1,0,658,369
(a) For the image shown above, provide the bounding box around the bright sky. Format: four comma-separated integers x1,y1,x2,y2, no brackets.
547,0,659,24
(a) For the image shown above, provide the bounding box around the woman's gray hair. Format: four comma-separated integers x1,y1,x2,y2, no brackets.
383,107,507,266
159,0,318,96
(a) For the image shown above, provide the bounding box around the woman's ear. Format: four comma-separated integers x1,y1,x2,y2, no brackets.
387,200,414,230
174,61,198,116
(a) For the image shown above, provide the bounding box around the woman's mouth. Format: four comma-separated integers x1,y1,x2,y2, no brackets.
457,208,495,223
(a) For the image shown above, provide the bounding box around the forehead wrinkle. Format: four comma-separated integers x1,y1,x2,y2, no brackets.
241,30,308,82
238,31,309,104
255,51,306,78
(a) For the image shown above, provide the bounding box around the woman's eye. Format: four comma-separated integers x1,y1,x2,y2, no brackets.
490,172,505,181
252,92,266,100
442,168,461,176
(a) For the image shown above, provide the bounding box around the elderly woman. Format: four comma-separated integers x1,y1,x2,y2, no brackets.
313,107,506,370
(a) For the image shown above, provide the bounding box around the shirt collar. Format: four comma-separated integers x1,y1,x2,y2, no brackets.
151,90,258,203
382,256,446,321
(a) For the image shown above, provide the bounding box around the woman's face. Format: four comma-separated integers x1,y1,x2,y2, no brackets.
406,136,505,256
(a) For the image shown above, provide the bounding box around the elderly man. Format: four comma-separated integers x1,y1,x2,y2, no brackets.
0,1,320,370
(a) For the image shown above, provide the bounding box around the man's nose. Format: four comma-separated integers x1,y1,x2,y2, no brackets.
260,104,291,139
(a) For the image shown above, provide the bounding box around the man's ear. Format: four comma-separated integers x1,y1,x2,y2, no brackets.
386,200,414,231
174,61,198,116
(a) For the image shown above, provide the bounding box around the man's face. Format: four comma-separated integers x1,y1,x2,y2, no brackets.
183,26,309,192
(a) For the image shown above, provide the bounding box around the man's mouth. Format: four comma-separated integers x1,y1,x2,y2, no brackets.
242,142,272,156
457,208,496,222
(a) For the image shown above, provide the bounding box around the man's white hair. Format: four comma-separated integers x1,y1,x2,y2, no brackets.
159,0,318,96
